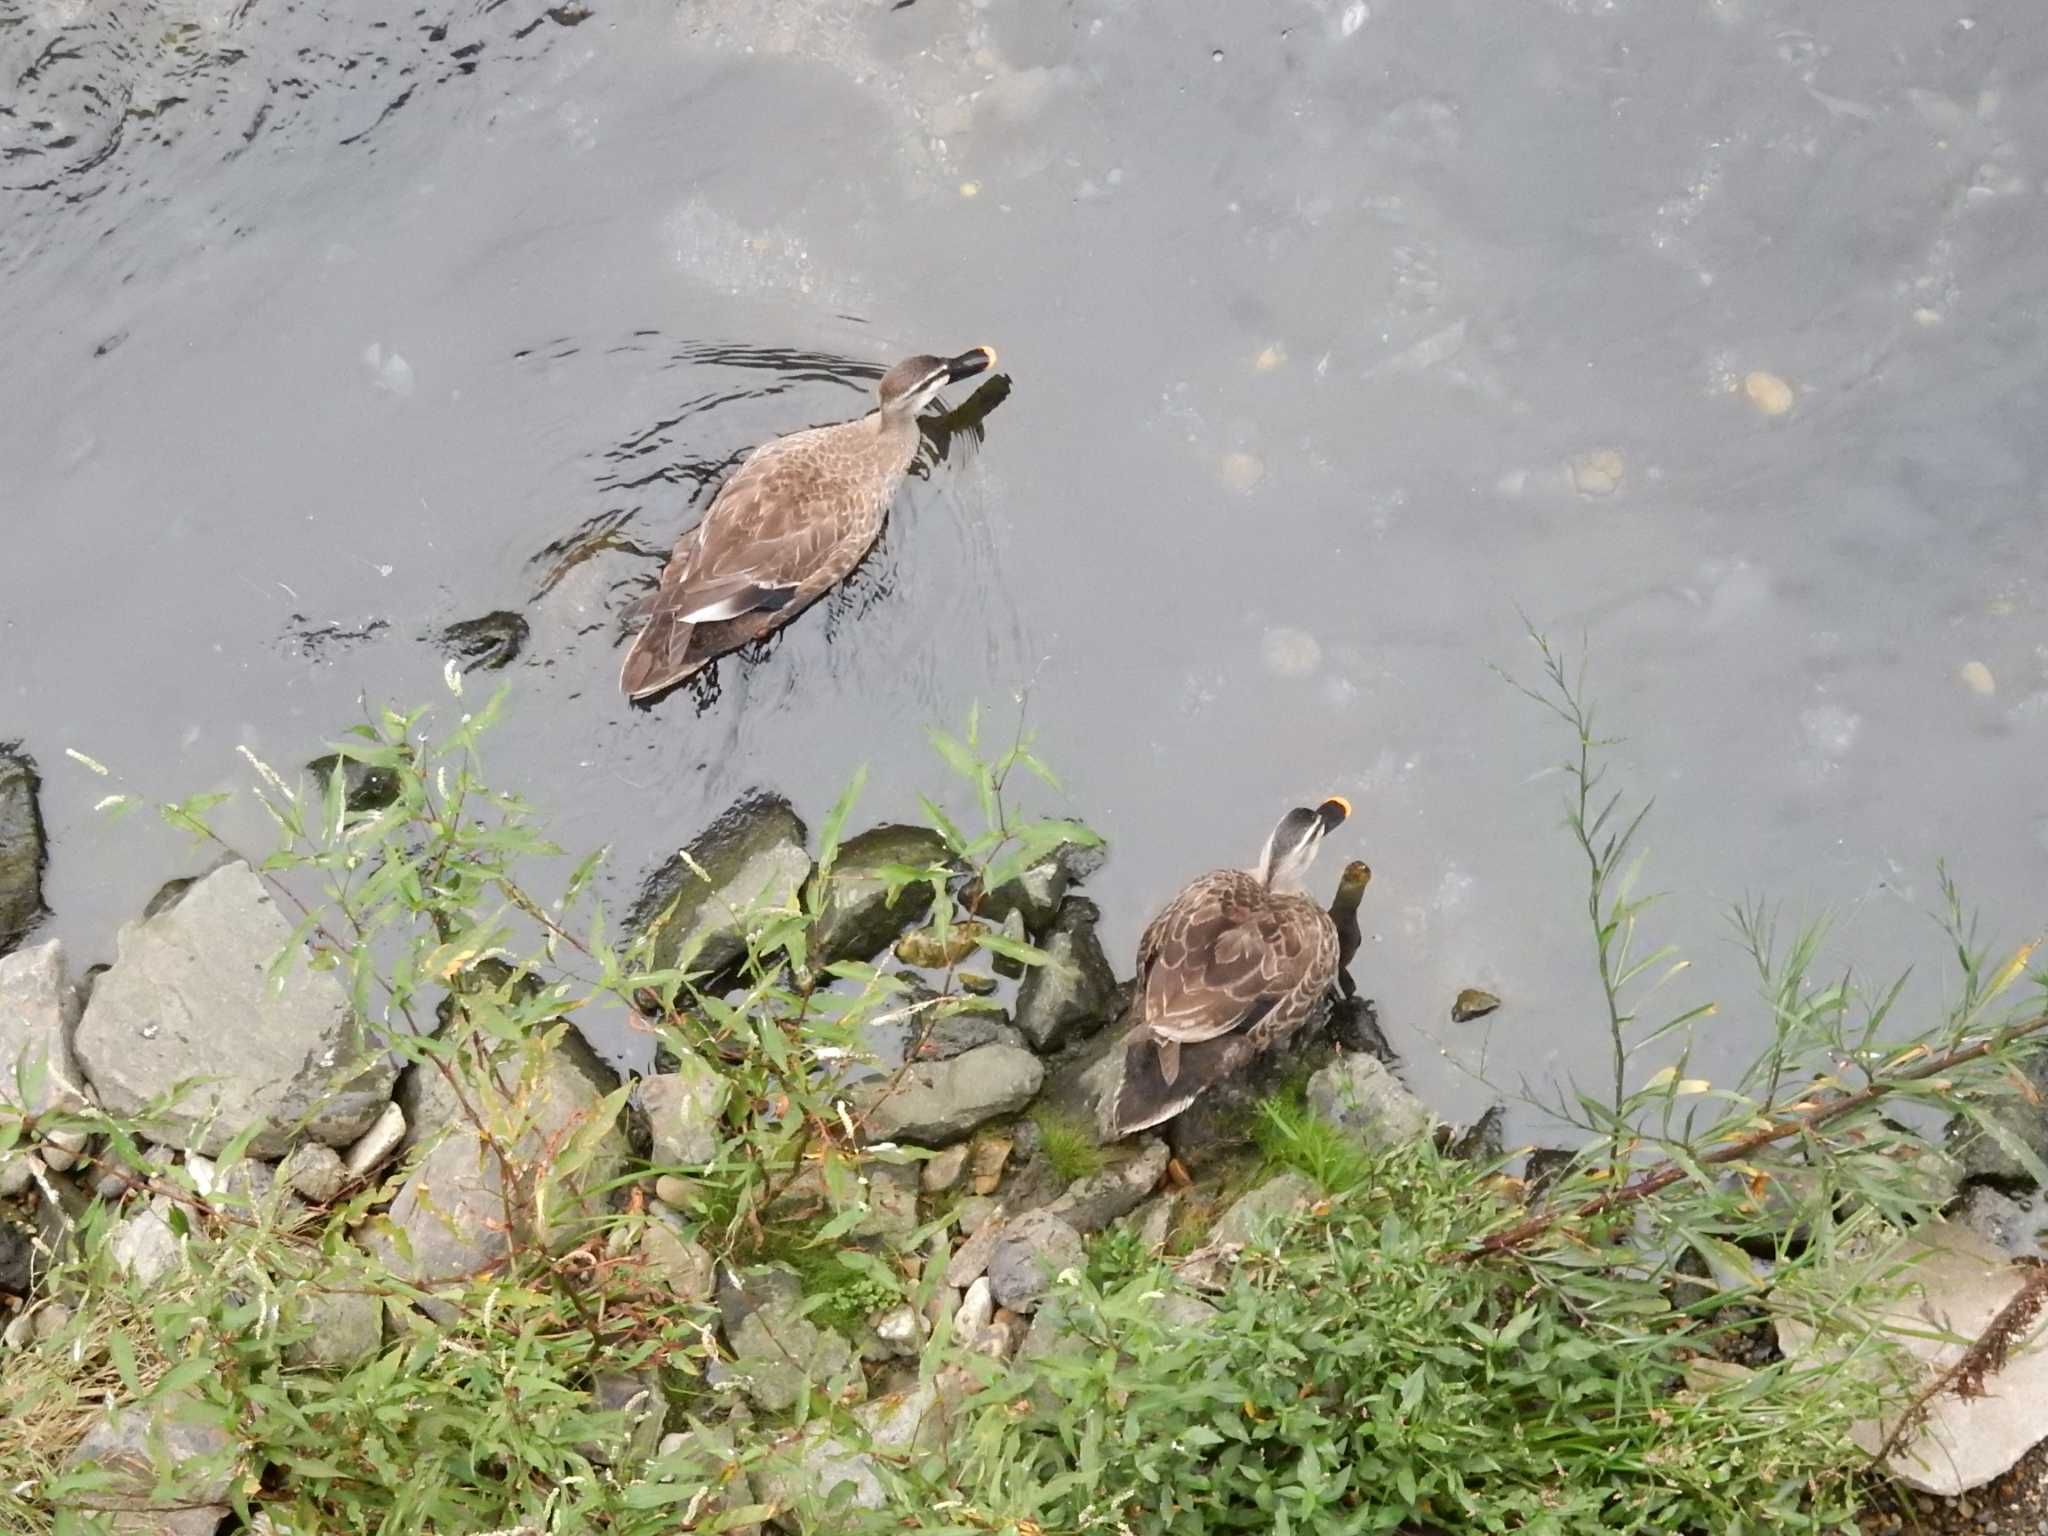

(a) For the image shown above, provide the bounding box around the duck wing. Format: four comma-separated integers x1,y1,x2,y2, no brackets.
1137,871,1325,1048
619,431,867,698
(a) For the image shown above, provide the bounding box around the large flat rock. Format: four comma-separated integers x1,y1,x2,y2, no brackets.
74,862,395,1156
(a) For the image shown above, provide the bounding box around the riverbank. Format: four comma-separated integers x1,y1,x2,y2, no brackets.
3,685,2047,1534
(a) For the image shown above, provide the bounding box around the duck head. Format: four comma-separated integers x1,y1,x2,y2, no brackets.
877,346,997,417
1256,795,1350,892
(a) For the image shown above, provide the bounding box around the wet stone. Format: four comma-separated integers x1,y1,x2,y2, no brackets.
631,792,812,978
972,837,1107,939
63,1389,237,1536
807,824,948,965
1011,897,1121,1052
306,753,404,814
74,860,396,1157
1451,987,1500,1022
438,609,529,672
0,749,46,955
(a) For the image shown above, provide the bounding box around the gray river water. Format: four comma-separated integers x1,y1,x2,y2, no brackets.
6,0,2046,1133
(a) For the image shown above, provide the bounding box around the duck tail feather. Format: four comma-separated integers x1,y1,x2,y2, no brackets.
620,613,701,700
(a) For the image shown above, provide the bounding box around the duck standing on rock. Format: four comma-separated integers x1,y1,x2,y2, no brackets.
1106,796,1351,1137
619,346,999,700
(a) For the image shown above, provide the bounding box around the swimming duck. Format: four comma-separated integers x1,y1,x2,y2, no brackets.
1106,796,1351,1137
619,346,998,700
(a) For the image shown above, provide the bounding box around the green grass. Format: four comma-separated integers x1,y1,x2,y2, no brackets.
1251,1081,1378,1193
1031,1107,1106,1183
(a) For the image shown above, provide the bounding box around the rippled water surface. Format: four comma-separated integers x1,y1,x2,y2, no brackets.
6,0,2048,1128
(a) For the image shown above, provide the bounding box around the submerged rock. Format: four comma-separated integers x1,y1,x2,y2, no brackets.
1450,987,1500,1023
895,920,991,970
0,749,46,954
807,824,948,965
361,1028,629,1319
74,861,396,1157
1011,897,1121,1052
854,1043,1042,1145
305,753,403,814
641,1054,730,1168
633,793,812,977
62,1389,237,1536
439,609,530,672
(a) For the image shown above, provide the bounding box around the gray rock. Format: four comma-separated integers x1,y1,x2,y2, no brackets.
343,1101,407,1178
280,1143,346,1203
870,1303,923,1358
909,1007,1029,1062
640,1205,715,1301
1046,1136,1169,1235
0,1216,31,1297
283,1287,382,1370
1118,1191,1182,1251
954,1194,998,1237
987,1209,1083,1313
0,939,85,1116
641,1056,729,1168
754,1428,884,1530
392,1057,463,1163
1947,1051,2048,1186
632,793,812,977
108,1197,182,1287
855,1044,1042,1145
717,1262,805,1338
1956,1184,2048,1259
39,1127,86,1172
360,1029,629,1318
808,824,948,965
654,1426,760,1536
0,1151,32,1199
974,836,1106,938
1211,1170,1318,1249
1011,898,1121,1053
855,1376,960,1452
587,1369,665,1465
943,1216,1005,1289
1306,1053,1435,1149
0,750,45,954
63,1388,236,1534
728,1303,861,1413
74,861,396,1157
919,1143,969,1193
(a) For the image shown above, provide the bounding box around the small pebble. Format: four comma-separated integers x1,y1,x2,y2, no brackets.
1742,370,1795,417
969,1135,1012,1196
654,1173,699,1210
1451,988,1501,1023
281,1143,346,1203
1961,660,1996,696
39,1128,86,1173
1567,448,1625,497
922,1144,970,1194
344,1102,406,1177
